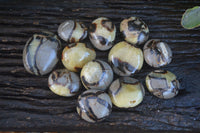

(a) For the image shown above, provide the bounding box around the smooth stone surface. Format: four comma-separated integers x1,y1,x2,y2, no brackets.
108,41,144,76
48,69,81,97
109,77,145,108
145,70,180,99
58,20,87,43
77,89,112,123
181,6,200,29
89,17,116,51
80,60,113,91
23,31,61,76
143,39,172,68
120,17,149,45
62,43,96,72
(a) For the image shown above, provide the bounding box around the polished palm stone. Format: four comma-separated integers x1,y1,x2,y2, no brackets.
108,77,145,108
77,89,112,123
120,17,149,45
80,60,113,91
145,70,180,99
89,17,116,51
62,43,96,72
48,69,81,97
58,20,87,43
23,31,61,76
108,41,144,76
143,39,172,68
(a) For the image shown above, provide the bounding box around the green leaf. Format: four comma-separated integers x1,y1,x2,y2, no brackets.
181,6,200,29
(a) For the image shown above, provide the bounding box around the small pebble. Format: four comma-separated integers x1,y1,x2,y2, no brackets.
120,17,149,45
109,77,145,108
58,20,87,43
80,60,113,90
145,70,180,99
143,39,172,68
62,43,96,72
23,31,61,76
48,69,81,97
89,17,116,51
108,41,144,76
77,89,112,123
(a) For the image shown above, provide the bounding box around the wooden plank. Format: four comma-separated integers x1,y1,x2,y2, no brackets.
0,0,200,131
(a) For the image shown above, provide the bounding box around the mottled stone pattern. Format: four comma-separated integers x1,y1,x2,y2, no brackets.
48,69,81,97
89,17,116,51
109,77,145,108
62,43,96,72
146,70,180,99
77,89,112,123
144,39,172,68
58,20,87,43
23,31,61,76
108,41,144,76
81,60,113,91
120,17,149,45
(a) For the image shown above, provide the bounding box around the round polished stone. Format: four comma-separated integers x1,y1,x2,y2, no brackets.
62,43,96,72
48,69,81,97
77,89,112,123
108,41,144,76
58,20,87,43
145,70,180,99
23,31,61,76
120,17,149,45
109,77,145,108
89,17,116,51
80,60,113,91
143,39,172,68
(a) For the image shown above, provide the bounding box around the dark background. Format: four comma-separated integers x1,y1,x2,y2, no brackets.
0,0,200,132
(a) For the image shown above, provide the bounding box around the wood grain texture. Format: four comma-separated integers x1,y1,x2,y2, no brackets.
0,0,200,132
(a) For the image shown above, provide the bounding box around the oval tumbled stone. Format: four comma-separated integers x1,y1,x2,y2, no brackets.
108,41,144,76
58,20,87,43
143,39,172,68
80,60,113,91
77,89,112,123
108,77,145,108
48,69,81,97
89,17,116,51
62,43,96,72
23,31,61,76
145,70,180,99
120,17,149,45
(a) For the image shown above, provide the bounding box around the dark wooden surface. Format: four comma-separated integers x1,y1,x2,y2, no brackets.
0,0,200,132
